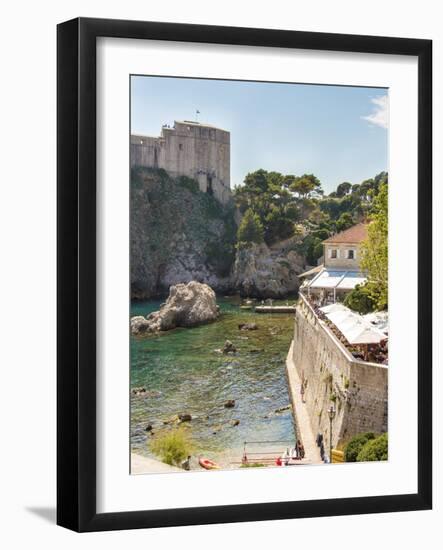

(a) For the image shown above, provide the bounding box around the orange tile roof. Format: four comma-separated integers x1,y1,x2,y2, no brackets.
323,223,368,244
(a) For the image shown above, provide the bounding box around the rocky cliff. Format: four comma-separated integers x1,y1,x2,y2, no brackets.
131,167,306,300
131,167,237,299
231,237,305,298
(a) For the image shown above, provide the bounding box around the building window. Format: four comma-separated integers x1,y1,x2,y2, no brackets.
347,249,355,259
179,143,183,151
330,249,338,259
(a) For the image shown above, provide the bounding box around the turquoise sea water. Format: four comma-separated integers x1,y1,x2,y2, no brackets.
130,296,296,466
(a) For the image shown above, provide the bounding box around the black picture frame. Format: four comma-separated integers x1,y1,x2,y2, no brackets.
57,17,432,532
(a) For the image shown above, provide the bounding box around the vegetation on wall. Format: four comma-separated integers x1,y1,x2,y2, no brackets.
130,167,238,298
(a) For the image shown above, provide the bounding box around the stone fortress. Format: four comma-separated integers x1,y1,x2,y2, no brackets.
131,120,231,205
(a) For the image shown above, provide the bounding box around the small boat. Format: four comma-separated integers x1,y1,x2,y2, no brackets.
199,457,220,470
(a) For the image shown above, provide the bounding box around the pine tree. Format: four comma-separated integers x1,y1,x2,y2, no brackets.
237,208,264,247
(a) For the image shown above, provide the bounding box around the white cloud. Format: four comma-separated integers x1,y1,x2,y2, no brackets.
361,95,389,129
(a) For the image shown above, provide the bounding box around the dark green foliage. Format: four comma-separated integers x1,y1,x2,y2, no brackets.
336,181,352,197
234,169,299,245
237,208,264,246
344,432,376,462
177,175,199,194
289,173,322,197
336,212,355,232
344,283,377,314
357,433,388,462
233,169,388,250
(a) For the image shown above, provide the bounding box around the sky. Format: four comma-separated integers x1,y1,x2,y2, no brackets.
131,76,388,194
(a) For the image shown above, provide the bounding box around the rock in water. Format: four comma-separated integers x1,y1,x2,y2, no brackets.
224,399,236,408
130,281,219,334
222,340,237,354
130,317,151,335
238,322,258,331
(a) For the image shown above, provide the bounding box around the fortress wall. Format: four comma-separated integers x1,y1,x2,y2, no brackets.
130,135,161,169
291,295,388,452
130,122,231,204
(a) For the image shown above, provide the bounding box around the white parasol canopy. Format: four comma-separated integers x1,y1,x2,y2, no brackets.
320,305,387,345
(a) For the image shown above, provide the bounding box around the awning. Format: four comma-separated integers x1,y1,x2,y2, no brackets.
307,269,367,291
298,264,324,279
364,311,389,336
320,305,387,345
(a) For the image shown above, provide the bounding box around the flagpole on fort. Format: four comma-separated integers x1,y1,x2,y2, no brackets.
196,109,200,122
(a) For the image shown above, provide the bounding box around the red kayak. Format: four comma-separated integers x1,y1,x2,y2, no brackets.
199,457,220,470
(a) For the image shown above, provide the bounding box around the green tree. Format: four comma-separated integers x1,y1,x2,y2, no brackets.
289,173,322,198
237,208,264,246
344,283,377,314
344,432,376,462
357,433,388,462
336,181,352,197
336,211,354,232
360,182,388,310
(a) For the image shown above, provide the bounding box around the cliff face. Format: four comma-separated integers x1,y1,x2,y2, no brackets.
131,167,306,300
231,238,305,298
131,167,237,299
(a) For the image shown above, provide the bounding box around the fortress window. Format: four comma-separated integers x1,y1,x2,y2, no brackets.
179,143,183,151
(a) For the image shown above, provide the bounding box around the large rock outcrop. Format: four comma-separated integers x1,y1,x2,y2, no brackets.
231,238,304,298
131,281,219,334
131,167,237,299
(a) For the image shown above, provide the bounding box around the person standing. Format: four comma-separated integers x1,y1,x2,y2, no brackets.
181,455,192,471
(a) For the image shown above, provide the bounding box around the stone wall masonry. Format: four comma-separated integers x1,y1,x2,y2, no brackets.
290,294,388,453
130,121,231,205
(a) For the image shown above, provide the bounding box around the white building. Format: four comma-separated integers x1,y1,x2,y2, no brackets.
300,223,369,304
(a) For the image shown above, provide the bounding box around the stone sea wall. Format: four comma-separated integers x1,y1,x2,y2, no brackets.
291,295,388,452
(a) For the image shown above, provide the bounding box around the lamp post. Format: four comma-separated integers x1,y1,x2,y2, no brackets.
328,404,336,463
